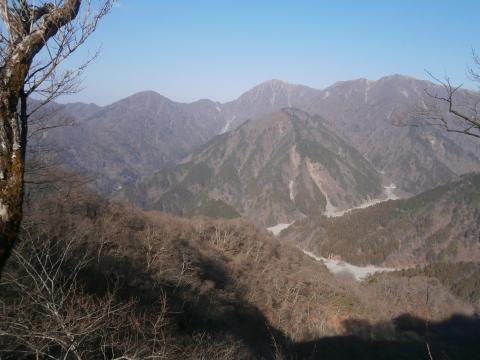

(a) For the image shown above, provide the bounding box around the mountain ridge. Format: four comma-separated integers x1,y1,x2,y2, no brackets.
56,74,425,109
31,74,480,198
120,108,384,226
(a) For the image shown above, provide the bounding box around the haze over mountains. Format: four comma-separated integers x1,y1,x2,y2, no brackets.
35,74,480,222
38,91,225,192
304,75,480,193
4,1,480,357
15,74,480,359
123,108,383,225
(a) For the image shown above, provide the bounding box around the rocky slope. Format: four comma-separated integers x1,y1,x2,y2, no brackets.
121,108,383,226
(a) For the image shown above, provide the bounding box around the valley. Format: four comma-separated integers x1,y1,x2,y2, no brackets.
283,173,480,267
28,74,480,289
268,182,403,280
7,74,480,360
2,2,480,359
267,182,399,233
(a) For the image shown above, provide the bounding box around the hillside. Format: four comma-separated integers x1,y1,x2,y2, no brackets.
36,92,225,194
303,75,480,194
121,108,384,226
2,172,477,359
283,173,480,267
217,75,480,195
31,80,319,196
216,75,480,195
31,76,480,200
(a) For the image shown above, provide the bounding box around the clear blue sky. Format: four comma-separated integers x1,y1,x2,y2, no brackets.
66,0,480,105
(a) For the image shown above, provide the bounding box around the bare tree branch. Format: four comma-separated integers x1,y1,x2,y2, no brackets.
407,55,480,140
0,0,114,276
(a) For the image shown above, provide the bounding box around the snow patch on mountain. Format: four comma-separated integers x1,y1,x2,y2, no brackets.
289,180,295,202
220,115,236,134
326,183,398,218
306,160,338,216
267,222,294,236
302,250,397,281
267,184,399,236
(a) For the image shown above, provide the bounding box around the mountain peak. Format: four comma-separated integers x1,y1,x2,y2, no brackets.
126,90,168,101
108,90,176,109
246,79,293,94
261,79,289,86
237,79,318,101
378,74,418,82
126,108,383,225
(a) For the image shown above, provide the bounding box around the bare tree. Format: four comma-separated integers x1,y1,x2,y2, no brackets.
410,51,480,139
0,226,173,359
0,0,114,275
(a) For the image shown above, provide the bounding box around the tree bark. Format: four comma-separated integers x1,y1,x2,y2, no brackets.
0,0,82,275
0,62,29,273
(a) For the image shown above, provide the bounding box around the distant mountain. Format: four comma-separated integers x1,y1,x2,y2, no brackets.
32,81,320,194
217,76,480,195
121,108,383,226
219,76,480,195
302,75,480,194
283,173,480,267
33,75,480,198
39,91,225,193
219,79,320,132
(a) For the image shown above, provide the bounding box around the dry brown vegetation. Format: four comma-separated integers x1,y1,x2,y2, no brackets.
0,173,479,359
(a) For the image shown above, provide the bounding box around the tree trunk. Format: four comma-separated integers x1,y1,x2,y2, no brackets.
0,0,85,275
0,64,29,274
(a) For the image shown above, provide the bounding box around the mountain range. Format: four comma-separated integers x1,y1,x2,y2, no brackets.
122,108,383,225
35,91,225,192
15,74,480,359
31,74,480,221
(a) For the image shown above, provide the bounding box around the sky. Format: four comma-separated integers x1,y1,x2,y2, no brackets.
63,0,480,105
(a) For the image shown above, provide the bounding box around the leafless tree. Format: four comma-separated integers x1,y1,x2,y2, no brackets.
0,0,114,276
0,223,173,359
410,51,480,139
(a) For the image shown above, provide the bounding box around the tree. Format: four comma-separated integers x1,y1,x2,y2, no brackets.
411,51,480,139
0,221,172,359
0,0,114,276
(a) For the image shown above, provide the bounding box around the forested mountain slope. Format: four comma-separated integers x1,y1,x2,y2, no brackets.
32,75,480,200
121,108,383,225
284,173,480,267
